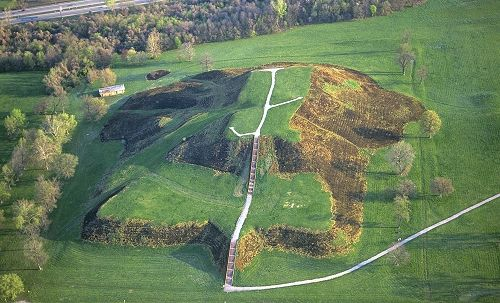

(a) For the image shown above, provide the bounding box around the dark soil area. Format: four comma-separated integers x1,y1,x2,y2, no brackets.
146,69,170,80
166,115,252,175
100,69,250,155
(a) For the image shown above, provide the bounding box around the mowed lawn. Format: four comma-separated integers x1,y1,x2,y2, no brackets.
0,0,498,302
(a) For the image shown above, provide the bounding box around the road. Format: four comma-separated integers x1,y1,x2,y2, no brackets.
0,0,163,24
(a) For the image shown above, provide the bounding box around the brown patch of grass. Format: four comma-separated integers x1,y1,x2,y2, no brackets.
235,230,265,270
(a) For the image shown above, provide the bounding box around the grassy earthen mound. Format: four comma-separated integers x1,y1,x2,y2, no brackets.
236,64,424,270
146,69,170,80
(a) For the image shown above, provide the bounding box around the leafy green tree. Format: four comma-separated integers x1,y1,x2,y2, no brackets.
0,209,5,228
3,108,26,139
13,199,46,235
430,177,454,197
52,153,78,180
146,29,162,59
370,4,377,16
420,110,442,138
1,164,16,188
386,141,415,176
83,97,109,121
0,273,24,302
24,236,49,270
31,129,62,170
105,0,116,9
0,183,9,204
42,113,77,144
35,176,60,213
394,195,410,228
272,0,287,27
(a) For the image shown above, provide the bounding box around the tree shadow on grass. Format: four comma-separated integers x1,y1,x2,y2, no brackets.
421,232,500,250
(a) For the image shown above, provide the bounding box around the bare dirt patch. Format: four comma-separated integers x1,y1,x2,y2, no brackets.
146,69,170,80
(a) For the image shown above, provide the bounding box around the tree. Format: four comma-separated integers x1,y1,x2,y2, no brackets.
0,273,24,302
200,53,214,71
24,236,48,270
395,179,417,199
387,245,410,267
420,110,442,138
370,4,377,16
52,153,78,179
397,50,415,76
178,42,195,62
0,209,4,228
105,0,116,9
101,68,116,87
34,95,69,115
386,141,415,176
31,129,62,170
13,199,45,235
416,65,428,83
10,138,30,181
146,29,162,59
1,164,15,188
394,195,410,228
83,97,109,121
43,64,66,97
0,182,10,204
380,1,392,16
42,113,77,144
430,177,454,197
271,0,287,27
3,108,26,139
35,176,60,213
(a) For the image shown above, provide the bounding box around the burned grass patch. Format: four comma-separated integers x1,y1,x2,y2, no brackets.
237,64,424,269
101,69,250,155
146,69,170,80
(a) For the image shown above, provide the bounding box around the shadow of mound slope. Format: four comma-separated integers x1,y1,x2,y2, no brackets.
166,114,252,175
100,69,250,156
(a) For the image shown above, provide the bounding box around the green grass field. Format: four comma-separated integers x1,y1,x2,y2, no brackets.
0,0,499,302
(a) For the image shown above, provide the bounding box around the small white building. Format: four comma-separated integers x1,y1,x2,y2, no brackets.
99,84,125,97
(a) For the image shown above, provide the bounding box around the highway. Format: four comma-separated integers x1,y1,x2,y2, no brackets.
0,0,163,24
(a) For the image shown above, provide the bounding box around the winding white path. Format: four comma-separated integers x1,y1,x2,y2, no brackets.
224,193,500,292
224,67,304,287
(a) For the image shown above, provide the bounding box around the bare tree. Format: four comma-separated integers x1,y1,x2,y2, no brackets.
10,137,30,181
430,177,454,197
200,53,214,71
416,65,428,83
24,236,48,270
178,42,195,62
395,179,417,199
387,245,410,267
386,141,415,176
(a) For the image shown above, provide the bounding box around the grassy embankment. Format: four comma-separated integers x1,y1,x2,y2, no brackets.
0,0,498,301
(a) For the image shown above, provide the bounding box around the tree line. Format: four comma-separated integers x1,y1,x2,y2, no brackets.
0,0,425,73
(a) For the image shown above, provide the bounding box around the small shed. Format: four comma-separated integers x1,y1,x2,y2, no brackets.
99,84,125,97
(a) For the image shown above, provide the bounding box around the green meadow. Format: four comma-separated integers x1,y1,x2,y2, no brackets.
0,0,498,302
